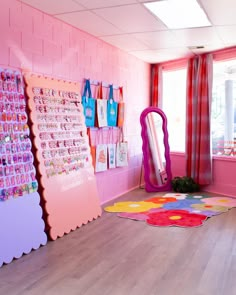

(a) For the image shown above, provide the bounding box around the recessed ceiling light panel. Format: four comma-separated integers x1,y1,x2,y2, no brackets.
144,0,211,29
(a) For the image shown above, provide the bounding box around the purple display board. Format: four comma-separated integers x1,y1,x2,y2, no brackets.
0,67,47,267
0,192,47,267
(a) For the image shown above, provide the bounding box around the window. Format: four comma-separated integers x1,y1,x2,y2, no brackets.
212,59,236,156
162,68,187,152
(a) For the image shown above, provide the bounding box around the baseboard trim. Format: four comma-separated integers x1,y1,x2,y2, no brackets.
100,184,145,206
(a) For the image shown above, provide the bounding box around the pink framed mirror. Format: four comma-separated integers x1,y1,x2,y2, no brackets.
140,107,172,192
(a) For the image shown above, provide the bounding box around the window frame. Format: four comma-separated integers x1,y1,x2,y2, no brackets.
161,60,187,153
212,47,236,158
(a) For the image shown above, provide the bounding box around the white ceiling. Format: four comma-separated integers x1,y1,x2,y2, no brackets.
19,0,236,64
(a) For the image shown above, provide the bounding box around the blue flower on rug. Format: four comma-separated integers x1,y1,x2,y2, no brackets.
163,199,203,210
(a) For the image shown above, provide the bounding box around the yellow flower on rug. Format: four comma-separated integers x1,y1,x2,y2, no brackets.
202,197,236,207
104,201,162,213
191,203,229,213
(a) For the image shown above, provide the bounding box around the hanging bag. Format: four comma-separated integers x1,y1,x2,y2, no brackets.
117,86,125,127
95,129,108,172
107,85,118,127
88,128,97,170
82,79,96,127
96,82,108,127
116,127,128,167
107,128,116,169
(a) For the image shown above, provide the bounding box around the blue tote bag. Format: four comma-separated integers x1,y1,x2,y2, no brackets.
82,79,96,127
107,85,118,127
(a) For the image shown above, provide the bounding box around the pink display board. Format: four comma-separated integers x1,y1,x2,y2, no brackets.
0,68,47,267
24,74,102,240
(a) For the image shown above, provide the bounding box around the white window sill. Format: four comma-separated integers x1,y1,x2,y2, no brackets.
212,155,236,162
170,151,236,162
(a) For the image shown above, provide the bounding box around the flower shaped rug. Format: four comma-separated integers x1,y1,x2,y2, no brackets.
104,193,236,228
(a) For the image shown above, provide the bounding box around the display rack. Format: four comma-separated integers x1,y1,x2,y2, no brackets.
0,68,47,267
24,74,102,240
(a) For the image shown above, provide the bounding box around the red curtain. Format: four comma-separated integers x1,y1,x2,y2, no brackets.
186,54,213,185
151,64,162,107
148,64,163,186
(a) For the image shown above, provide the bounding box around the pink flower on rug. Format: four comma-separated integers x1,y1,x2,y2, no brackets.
145,196,177,204
188,208,222,217
146,210,207,227
202,197,236,207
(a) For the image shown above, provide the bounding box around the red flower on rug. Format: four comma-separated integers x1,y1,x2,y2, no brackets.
146,209,207,227
145,196,177,204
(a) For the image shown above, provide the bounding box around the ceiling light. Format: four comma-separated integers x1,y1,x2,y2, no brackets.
144,0,211,29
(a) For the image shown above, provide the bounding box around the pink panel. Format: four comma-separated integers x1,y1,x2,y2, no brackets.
69,66,81,82
61,47,78,66
53,23,70,48
1,28,21,49
33,14,53,41
0,43,9,65
52,19,63,43
33,54,53,75
11,49,33,72
170,153,186,177
80,55,91,70
44,40,61,60
21,5,34,33
0,4,9,27
69,27,82,48
52,61,70,79
22,33,43,54
9,1,22,28
10,1,32,33
24,74,102,240
9,47,21,68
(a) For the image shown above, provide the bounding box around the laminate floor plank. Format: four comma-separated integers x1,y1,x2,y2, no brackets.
0,189,236,295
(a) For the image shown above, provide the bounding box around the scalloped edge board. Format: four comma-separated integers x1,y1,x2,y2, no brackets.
24,74,102,240
0,67,47,267
0,193,47,267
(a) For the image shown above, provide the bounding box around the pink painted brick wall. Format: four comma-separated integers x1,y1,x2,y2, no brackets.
0,0,150,204
171,153,236,198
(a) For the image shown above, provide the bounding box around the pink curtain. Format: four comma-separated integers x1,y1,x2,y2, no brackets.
151,64,162,107
186,54,213,185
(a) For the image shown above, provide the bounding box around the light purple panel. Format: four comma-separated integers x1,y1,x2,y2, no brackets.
0,192,47,267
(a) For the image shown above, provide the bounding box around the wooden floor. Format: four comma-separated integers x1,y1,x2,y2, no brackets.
1,188,236,295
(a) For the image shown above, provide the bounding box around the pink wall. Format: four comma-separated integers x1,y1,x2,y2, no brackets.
171,153,236,197
1,0,150,204
170,152,186,178
204,157,236,197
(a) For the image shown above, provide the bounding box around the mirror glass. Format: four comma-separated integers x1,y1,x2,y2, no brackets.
140,107,172,192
